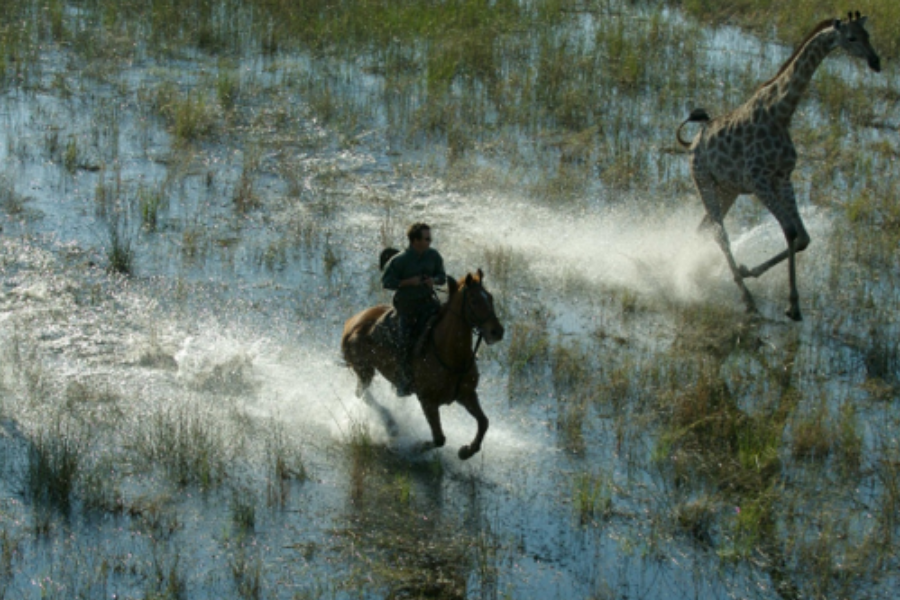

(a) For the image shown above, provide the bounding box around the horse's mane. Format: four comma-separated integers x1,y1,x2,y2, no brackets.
436,275,460,319
436,272,479,319
757,19,835,90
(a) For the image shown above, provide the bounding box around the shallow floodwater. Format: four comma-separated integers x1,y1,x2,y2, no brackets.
1,3,899,600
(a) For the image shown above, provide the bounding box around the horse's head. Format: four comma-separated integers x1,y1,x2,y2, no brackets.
458,269,504,345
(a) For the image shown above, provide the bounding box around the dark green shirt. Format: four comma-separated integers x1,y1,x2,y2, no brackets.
382,246,446,309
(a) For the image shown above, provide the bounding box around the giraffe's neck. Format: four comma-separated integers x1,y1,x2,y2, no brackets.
757,28,837,126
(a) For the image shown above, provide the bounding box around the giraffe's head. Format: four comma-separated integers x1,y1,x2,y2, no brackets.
834,12,881,73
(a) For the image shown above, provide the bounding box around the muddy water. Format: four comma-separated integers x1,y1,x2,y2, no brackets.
1,3,899,600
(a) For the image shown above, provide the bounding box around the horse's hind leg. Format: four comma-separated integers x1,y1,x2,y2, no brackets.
456,393,489,460
351,365,399,437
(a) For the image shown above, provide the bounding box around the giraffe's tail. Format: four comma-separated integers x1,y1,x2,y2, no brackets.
676,108,710,147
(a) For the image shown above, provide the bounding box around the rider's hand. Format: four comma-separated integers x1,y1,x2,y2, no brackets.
421,275,434,289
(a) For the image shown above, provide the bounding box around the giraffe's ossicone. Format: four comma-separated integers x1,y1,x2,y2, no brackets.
677,12,880,321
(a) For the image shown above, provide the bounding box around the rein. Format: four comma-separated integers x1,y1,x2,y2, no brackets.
429,286,486,377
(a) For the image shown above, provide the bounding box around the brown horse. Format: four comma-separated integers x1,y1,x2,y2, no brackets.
341,269,504,460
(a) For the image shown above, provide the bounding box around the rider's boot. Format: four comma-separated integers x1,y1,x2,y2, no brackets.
396,356,415,397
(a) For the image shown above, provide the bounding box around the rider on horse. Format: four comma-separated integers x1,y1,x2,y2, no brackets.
381,222,446,396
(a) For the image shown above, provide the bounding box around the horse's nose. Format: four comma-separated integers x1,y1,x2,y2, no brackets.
491,326,504,341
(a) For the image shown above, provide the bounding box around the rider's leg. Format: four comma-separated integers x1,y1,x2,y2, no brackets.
396,311,416,397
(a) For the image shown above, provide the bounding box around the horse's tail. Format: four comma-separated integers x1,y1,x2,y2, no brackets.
379,247,400,271
676,108,710,148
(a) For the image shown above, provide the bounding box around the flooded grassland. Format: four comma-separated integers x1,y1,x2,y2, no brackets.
1,1,899,599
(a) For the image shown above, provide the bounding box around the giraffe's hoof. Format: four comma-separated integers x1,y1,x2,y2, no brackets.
743,298,758,315
785,306,803,322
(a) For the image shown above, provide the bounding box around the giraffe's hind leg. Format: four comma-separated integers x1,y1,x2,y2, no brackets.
709,219,758,314
695,183,757,313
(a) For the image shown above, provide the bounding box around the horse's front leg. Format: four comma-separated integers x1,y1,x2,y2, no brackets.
456,393,489,460
418,399,446,452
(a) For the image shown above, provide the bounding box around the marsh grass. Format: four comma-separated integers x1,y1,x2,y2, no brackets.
230,488,257,533
265,421,306,507
216,68,239,113
147,544,187,600
482,244,530,294
133,404,230,489
679,0,900,60
105,210,135,275
673,495,716,546
25,420,84,517
0,528,18,595
573,470,612,526
0,175,29,216
139,185,166,232
790,399,834,460
63,136,78,173
721,486,777,562
335,430,472,600
229,542,263,600
836,402,862,472
234,148,262,213
78,459,125,514
506,316,550,380
323,241,341,279
155,85,218,145
181,225,206,261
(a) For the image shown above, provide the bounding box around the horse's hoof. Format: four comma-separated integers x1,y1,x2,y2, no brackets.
738,264,752,278
415,441,436,454
458,445,478,460
785,306,803,322
416,437,445,454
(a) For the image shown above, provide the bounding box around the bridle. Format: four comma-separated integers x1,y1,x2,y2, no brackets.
460,284,494,336
430,283,492,377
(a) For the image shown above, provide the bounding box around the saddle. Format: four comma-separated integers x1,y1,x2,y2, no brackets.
371,307,402,349
371,305,441,358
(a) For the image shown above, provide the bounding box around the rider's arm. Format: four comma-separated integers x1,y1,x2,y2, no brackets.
382,257,402,290
382,255,423,290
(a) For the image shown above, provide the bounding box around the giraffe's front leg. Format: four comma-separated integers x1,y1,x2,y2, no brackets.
760,180,808,321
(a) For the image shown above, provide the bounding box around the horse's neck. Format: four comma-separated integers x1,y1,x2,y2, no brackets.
434,292,473,352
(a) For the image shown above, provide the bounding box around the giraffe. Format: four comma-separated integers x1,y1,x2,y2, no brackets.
677,13,881,321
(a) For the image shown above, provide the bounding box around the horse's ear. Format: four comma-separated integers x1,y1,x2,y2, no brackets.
477,267,484,281
464,273,473,287
447,276,458,295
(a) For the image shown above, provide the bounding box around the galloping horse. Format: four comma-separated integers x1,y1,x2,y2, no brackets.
341,269,504,460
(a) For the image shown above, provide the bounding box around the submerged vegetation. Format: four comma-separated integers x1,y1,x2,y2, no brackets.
0,0,899,598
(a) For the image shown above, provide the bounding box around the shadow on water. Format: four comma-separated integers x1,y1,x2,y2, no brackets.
337,438,472,600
